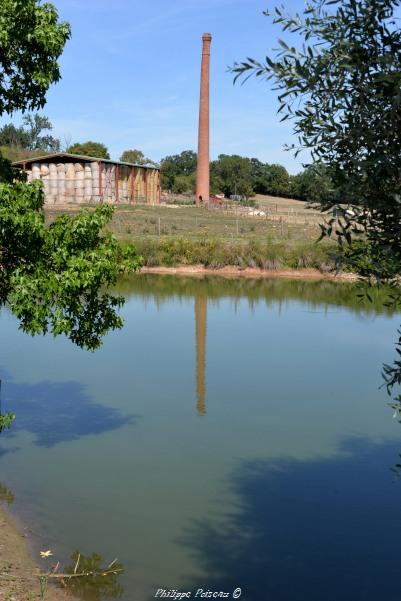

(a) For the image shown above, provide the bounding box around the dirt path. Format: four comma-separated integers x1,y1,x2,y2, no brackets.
0,506,68,601
140,265,359,281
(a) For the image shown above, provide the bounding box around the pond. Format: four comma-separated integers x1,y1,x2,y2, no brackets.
0,274,401,601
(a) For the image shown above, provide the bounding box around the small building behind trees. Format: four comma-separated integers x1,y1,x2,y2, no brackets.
13,152,160,205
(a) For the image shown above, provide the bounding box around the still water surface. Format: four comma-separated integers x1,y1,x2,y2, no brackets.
0,275,401,601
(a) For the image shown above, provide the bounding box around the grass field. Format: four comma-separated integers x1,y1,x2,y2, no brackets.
45,195,326,242
45,195,338,271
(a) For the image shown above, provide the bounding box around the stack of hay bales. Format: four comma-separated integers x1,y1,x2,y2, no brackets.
91,162,101,202
137,168,145,202
57,164,66,204
40,164,50,201
22,159,160,205
74,163,84,203
32,163,41,180
65,163,75,202
84,165,92,202
120,166,129,202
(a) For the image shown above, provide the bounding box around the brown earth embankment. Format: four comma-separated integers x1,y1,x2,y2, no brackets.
140,265,359,281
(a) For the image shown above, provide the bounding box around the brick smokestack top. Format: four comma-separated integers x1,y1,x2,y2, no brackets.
196,33,212,204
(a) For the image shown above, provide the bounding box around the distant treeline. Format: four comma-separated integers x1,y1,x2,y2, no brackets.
160,150,334,203
0,116,333,203
0,114,157,167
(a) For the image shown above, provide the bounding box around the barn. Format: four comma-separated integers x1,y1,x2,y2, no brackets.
13,153,161,205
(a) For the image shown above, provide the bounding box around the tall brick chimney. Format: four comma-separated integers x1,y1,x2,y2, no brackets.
196,33,212,204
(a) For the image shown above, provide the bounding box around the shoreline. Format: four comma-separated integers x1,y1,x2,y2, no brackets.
140,265,359,281
0,504,67,600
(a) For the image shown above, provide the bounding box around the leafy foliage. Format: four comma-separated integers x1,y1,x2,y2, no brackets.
160,148,331,202
0,411,15,433
290,163,335,204
120,148,157,166
67,141,110,160
210,154,254,199
233,0,401,403
0,0,70,116
0,180,142,350
233,0,401,276
160,150,197,191
0,123,30,149
22,113,60,152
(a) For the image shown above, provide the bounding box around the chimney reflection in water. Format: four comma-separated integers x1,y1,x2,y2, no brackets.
195,296,207,415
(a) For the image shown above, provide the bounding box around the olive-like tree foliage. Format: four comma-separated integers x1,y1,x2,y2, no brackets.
232,0,401,408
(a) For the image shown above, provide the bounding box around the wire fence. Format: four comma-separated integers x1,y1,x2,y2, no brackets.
110,209,325,241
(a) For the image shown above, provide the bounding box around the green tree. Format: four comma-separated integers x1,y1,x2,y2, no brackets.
171,173,196,194
249,158,292,197
211,154,253,199
67,141,110,160
0,0,70,115
1,182,141,349
290,164,334,203
233,0,401,401
0,124,30,149
249,158,268,194
160,150,197,191
0,113,61,157
22,113,60,152
163,150,197,176
265,164,291,197
120,149,157,166
0,1,142,429
233,0,401,275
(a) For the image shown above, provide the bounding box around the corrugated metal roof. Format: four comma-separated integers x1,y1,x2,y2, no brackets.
12,152,160,170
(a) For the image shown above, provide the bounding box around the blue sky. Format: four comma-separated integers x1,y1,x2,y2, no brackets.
4,0,310,173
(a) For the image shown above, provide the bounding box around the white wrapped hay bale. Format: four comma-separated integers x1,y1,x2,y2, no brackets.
57,164,65,198
49,163,58,199
40,164,49,177
32,163,40,180
27,170,32,183
91,161,99,175
65,163,75,199
42,174,50,199
83,165,92,201
75,163,84,202
75,164,84,188
66,163,75,179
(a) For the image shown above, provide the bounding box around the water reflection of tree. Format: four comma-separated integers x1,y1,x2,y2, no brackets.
181,437,401,601
116,274,396,317
0,482,14,504
0,371,135,447
61,551,124,600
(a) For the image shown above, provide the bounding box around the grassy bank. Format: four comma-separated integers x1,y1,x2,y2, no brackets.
130,236,338,272
44,202,342,273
